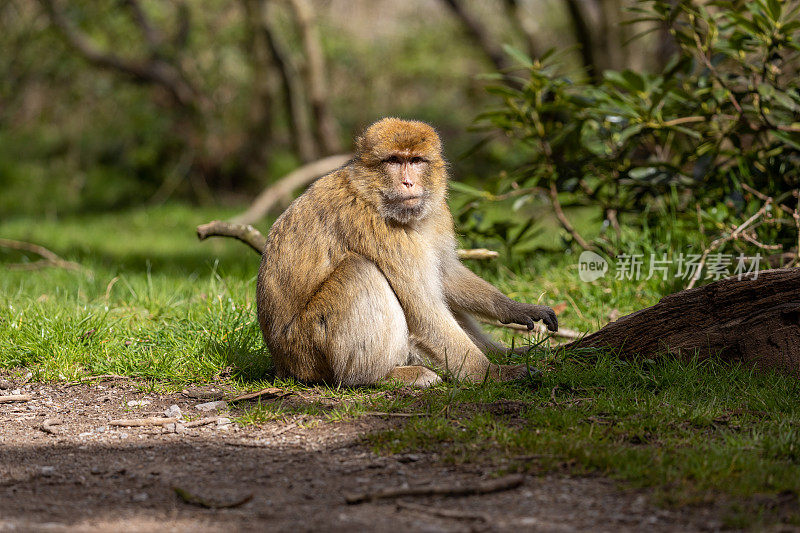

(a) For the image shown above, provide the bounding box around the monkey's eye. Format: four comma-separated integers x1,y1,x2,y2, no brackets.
410,156,426,164
383,155,402,165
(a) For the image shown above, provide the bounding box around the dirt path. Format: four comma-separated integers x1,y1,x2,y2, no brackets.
0,381,729,532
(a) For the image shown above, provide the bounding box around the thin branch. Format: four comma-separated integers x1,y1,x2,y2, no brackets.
39,0,198,109
345,474,524,505
197,221,267,254
548,183,597,252
481,318,582,340
230,154,352,224
0,395,32,403
287,0,341,155
457,249,498,260
229,387,291,402
123,0,162,50
686,198,772,289
396,500,490,522
183,417,220,428
199,220,499,264
0,238,91,275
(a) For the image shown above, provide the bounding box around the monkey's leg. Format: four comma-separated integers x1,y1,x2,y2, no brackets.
385,366,441,387
299,254,414,386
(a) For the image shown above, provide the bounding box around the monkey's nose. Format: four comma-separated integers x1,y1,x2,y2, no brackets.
401,179,415,189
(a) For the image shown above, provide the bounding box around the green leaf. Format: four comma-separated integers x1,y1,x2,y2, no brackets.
502,44,534,68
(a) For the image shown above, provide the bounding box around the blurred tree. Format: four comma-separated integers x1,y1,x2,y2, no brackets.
35,0,344,198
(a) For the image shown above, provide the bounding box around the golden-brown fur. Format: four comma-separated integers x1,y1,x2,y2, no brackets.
257,118,557,386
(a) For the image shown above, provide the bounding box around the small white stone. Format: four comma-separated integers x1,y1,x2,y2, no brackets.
196,400,228,412
216,417,231,426
164,404,183,419
127,400,151,407
132,492,149,502
40,466,55,477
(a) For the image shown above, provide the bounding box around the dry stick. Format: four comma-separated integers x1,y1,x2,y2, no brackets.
198,220,500,261
197,221,267,254
231,154,352,225
396,500,491,522
741,183,794,215
108,417,178,427
0,238,90,275
183,417,219,428
40,418,62,435
686,199,771,290
345,473,524,505
229,387,290,402
548,183,596,252
482,319,582,340
457,248,498,260
0,394,32,403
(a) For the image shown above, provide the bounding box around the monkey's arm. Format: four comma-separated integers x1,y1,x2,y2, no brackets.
442,260,558,332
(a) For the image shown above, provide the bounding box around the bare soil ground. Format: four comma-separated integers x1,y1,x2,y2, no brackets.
0,380,736,532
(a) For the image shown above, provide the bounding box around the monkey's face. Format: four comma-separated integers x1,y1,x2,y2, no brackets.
355,118,447,224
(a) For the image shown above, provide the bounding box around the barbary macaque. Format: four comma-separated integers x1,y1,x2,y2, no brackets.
257,118,558,386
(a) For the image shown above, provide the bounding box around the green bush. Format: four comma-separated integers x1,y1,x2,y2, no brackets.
465,0,800,259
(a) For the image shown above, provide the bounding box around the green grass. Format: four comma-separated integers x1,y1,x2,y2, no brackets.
1,203,798,527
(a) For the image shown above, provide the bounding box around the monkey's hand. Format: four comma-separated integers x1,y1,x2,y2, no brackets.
501,303,558,332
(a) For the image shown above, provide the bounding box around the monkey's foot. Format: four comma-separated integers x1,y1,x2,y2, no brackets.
385,366,441,388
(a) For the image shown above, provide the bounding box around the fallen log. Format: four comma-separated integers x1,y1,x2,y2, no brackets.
566,268,800,376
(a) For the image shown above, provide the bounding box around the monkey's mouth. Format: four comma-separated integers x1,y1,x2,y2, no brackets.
385,193,425,207
398,195,424,206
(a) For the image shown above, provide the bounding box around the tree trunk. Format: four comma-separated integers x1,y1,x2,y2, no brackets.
567,268,800,376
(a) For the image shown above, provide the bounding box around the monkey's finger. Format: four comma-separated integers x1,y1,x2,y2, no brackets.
524,317,535,331
546,311,559,332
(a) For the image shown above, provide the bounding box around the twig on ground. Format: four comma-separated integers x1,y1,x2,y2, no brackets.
0,394,32,403
0,238,91,276
173,486,254,509
40,418,62,435
183,417,219,428
229,387,291,402
108,417,178,427
396,500,491,522
345,473,524,504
